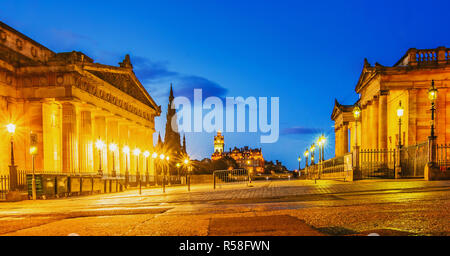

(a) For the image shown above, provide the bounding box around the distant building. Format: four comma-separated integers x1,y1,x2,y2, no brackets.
211,131,264,173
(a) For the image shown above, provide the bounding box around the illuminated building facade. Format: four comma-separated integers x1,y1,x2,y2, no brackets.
332,47,450,155
0,21,160,176
211,131,264,173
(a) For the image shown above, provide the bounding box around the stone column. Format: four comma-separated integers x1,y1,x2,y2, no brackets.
62,103,77,173
342,123,349,154
378,92,388,149
371,97,379,149
93,115,106,175
79,110,93,173
335,127,340,156
361,106,367,149
107,119,119,176
408,89,417,146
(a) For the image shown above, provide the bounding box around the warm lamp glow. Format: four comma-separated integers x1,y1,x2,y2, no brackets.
6,123,16,134
160,154,165,160
123,146,130,154
298,157,301,162
304,150,309,157
152,152,158,158
143,151,150,158
176,163,181,167
353,106,361,119
95,139,104,150
397,101,404,118
109,143,118,151
166,156,170,161
184,159,189,164
133,148,141,156
29,146,38,155
428,80,437,101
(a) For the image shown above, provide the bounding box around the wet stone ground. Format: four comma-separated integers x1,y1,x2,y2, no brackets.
0,179,448,236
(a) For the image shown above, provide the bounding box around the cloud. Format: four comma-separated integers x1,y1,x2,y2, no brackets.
281,126,321,135
132,56,228,100
175,75,228,99
133,56,179,82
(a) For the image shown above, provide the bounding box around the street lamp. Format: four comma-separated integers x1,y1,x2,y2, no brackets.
184,158,191,191
6,123,17,191
160,154,166,193
133,148,141,194
144,150,150,185
95,138,105,175
123,146,130,186
109,143,118,177
304,149,309,168
353,105,361,147
310,143,316,165
428,80,438,165
397,101,404,148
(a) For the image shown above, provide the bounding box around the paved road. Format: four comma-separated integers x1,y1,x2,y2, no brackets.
0,179,449,236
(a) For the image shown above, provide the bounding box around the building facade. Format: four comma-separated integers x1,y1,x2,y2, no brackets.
211,131,264,173
0,21,160,177
332,47,450,156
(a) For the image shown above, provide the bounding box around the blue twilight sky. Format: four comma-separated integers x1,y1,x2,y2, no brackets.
2,0,450,170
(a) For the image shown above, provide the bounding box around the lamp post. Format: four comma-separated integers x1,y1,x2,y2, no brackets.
166,156,170,186
160,154,165,193
123,146,130,186
297,156,301,172
152,152,158,185
29,143,38,200
144,151,150,186
352,106,361,147
109,143,118,177
397,101,404,148
396,101,404,178
6,123,17,191
133,148,141,195
426,80,438,180
310,143,316,165
353,105,361,179
304,149,309,168
95,138,104,176
184,158,191,191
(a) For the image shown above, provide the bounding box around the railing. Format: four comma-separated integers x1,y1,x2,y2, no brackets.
359,148,396,179
322,155,345,174
213,169,249,189
0,175,9,200
405,47,450,66
400,142,427,177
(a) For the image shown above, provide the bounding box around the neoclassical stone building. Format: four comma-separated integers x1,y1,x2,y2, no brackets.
0,21,160,176
332,47,450,156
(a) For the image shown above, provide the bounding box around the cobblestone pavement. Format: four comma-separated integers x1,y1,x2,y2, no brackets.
0,179,449,236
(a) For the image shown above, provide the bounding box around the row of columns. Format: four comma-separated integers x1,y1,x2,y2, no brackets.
359,92,388,150
59,102,154,177
335,91,389,157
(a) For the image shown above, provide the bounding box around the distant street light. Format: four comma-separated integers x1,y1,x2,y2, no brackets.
353,105,361,147
144,150,150,184
123,146,130,186
109,143,118,177
304,149,309,168
133,148,141,194
397,101,404,148
428,80,438,165
95,138,105,175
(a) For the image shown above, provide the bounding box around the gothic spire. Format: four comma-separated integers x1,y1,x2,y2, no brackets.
169,83,174,102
